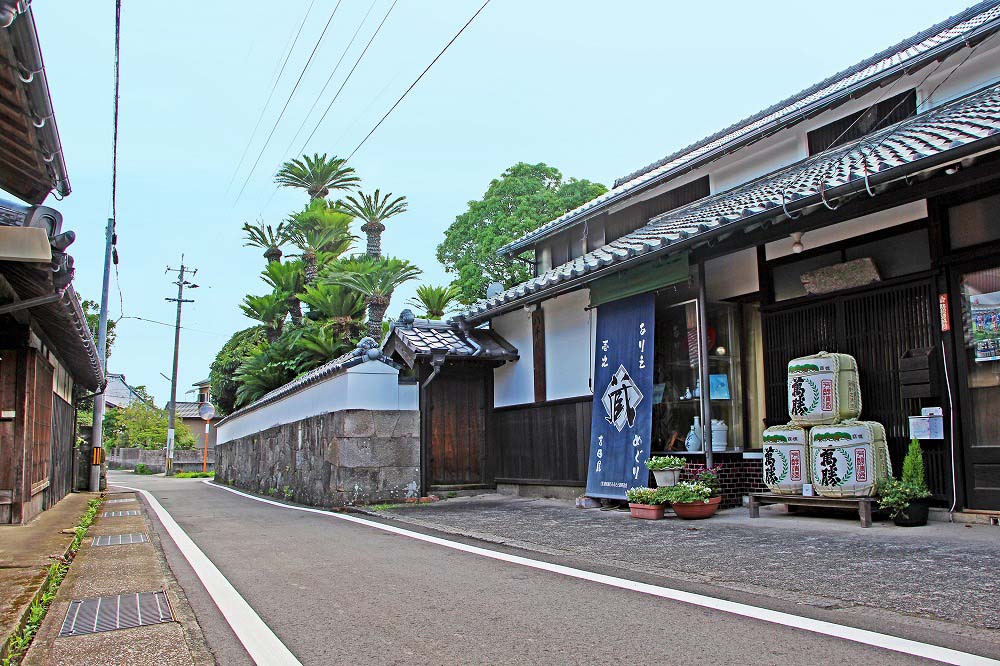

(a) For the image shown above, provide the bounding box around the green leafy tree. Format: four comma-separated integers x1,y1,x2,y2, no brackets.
240,293,288,343
326,257,422,339
339,189,407,259
81,298,116,362
275,153,359,200
262,260,305,326
407,284,461,320
209,326,267,416
104,401,195,449
233,343,298,407
436,162,607,303
242,219,287,264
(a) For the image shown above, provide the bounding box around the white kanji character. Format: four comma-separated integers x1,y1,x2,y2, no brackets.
601,355,608,368
601,339,609,352
638,355,645,369
639,322,646,336
595,460,602,472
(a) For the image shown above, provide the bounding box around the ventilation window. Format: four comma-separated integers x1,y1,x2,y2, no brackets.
807,90,917,155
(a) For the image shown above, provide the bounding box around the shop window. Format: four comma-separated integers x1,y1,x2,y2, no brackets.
651,294,744,452
949,193,1000,250
807,89,916,155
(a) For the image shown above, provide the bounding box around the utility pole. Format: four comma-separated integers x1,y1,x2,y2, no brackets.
164,256,197,475
89,218,115,492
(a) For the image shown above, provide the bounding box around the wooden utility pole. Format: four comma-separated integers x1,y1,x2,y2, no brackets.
164,257,197,474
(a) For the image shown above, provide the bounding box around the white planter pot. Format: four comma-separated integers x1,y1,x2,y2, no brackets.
652,469,681,487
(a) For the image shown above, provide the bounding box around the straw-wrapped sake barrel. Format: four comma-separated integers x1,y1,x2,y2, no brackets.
809,420,891,498
761,425,809,494
787,352,861,426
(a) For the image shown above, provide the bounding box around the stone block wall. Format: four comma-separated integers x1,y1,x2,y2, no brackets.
215,409,419,507
108,447,215,473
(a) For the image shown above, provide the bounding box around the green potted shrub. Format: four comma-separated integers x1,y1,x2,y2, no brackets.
879,438,932,526
664,481,720,519
625,486,669,520
645,456,685,487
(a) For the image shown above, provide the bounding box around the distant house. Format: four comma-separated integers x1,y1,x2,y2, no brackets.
103,373,148,409
0,5,103,524
174,378,217,450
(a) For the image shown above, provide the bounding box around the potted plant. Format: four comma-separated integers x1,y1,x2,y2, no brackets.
645,456,685,487
625,486,668,520
878,438,932,526
664,481,721,519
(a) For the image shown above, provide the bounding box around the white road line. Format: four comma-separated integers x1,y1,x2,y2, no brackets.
205,479,1000,666
113,484,301,666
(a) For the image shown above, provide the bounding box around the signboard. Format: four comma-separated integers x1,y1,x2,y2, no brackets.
970,292,1000,362
585,293,654,500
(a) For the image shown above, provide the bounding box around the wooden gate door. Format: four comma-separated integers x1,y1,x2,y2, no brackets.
423,368,489,488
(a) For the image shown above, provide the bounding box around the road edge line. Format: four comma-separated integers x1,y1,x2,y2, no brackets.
115,484,301,666
203,479,999,666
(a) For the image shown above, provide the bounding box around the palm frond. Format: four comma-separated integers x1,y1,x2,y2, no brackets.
407,284,462,319
274,153,360,200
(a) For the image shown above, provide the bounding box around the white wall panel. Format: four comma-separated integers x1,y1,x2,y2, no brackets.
492,309,534,407
543,289,593,401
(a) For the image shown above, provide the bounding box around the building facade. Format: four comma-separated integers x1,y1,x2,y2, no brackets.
440,2,1000,513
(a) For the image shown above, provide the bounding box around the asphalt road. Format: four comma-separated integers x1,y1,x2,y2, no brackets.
110,472,968,666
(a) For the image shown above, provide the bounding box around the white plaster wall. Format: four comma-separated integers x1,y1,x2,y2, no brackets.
711,134,806,195
705,247,759,301
765,200,928,260
216,362,410,444
919,39,1000,109
543,289,593,401
492,308,534,407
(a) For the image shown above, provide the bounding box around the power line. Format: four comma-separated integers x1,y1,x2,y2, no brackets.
234,0,346,205
279,0,378,161
296,0,399,155
346,0,491,162
119,316,222,337
224,0,317,195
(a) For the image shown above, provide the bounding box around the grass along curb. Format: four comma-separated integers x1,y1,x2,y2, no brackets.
0,496,103,666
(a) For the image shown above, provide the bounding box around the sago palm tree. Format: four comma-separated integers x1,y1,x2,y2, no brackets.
242,219,287,264
262,260,305,326
298,282,365,338
240,292,289,343
292,323,354,372
234,349,295,407
326,258,422,340
339,189,407,259
275,153,359,200
283,226,354,287
407,284,462,320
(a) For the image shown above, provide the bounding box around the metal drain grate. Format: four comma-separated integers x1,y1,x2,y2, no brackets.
106,498,136,504
91,533,147,547
59,591,173,637
101,510,140,517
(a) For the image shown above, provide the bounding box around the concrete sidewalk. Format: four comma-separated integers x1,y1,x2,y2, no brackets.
0,492,93,658
373,494,1000,634
23,490,213,666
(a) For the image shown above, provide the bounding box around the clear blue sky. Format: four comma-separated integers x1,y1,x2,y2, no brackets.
26,0,959,405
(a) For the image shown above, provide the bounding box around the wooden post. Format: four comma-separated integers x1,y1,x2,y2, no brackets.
697,260,713,467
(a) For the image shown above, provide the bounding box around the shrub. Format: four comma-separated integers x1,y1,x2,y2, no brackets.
901,438,926,489
134,463,153,475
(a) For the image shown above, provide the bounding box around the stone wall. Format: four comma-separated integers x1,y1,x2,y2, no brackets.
108,447,215,473
215,409,419,507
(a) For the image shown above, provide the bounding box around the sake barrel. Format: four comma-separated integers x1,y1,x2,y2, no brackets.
809,420,891,498
787,352,861,426
761,425,809,494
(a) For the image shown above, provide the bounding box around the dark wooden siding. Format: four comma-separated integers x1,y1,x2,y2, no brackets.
45,394,75,510
423,367,491,487
762,278,944,498
605,176,710,243
0,349,19,523
493,396,592,485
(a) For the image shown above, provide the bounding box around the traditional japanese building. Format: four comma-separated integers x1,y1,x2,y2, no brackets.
0,4,103,524
427,2,1000,513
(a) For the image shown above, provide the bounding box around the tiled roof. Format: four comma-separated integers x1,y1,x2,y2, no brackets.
497,1,1000,257
214,340,401,426
461,82,1000,322
385,317,518,367
173,402,204,419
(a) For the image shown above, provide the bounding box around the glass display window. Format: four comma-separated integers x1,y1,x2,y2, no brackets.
651,294,744,453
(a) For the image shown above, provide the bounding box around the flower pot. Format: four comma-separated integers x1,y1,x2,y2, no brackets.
628,503,665,520
670,495,721,520
892,498,930,527
652,469,681,487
